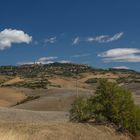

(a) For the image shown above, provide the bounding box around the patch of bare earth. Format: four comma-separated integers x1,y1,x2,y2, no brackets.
13,88,92,111
2,77,24,86
0,88,26,107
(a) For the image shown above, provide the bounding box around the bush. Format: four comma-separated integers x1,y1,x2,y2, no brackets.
85,78,98,84
16,96,40,105
70,79,140,135
132,106,140,135
90,79,136,132
70,96,92,122
62,71,73,77
116,77,127,83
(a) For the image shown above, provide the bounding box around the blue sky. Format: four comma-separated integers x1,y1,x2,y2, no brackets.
0,0,140,71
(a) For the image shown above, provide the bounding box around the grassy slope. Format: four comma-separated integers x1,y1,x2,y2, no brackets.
0,107,131,140
0,64,139,140
0,122,130,140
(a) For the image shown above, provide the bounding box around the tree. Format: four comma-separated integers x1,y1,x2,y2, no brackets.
70,79,140,135
90,79,135,131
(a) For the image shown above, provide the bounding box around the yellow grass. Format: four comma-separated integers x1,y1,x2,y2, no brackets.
0,122,131,140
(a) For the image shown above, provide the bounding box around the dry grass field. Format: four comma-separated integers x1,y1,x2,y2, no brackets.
0,107,131,140
0,68,139,140
0,122,131,140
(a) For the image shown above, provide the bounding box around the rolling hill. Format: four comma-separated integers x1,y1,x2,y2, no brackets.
0,63,139,140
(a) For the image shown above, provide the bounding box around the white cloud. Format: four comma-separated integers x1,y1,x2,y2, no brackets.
0,28,32,50
71,53,90,58
87,32,123,43
72,37,80,45
17,56,57,65
37,56,57,64
87,35,108,43
17,61,55,65
98,48,140,62
106,32,123,42
44,37,56,44
41,61,54,64
113,66,130,69
98,48,140,57
59,60,71,63
17,61,35,65
38,56,58,62
17,57,71,65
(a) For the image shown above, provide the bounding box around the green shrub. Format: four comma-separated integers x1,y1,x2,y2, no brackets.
90,80,136,131
49,84,61,88
70,96,92,122
62,71,73,77
3,79,50,89
85,78,98,84
132,106,140,135
116,77,127,83
16,96,40,105
70,79,140,135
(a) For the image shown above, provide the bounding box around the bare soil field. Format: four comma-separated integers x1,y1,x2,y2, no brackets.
0,87,26,107
0,71,139,140
2,77,24,86
0,107,69,123
13,88,92,111
79,72,119,82
48,76,94,89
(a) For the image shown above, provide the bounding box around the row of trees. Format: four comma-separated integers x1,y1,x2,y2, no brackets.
70,79,140,135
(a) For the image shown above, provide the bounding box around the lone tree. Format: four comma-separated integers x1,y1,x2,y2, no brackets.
70,79,140,135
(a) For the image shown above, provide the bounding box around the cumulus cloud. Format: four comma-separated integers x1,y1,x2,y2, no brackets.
113,66,130,69
17,56,71,65
0,28,32,50
44,37,56,44
72,37,80,45
87,32,123,43
98,48,140,62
